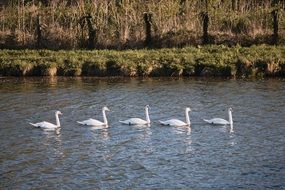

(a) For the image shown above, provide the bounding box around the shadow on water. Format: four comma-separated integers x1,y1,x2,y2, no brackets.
0,77,285,189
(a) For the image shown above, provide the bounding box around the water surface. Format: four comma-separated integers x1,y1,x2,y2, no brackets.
0,77,285,189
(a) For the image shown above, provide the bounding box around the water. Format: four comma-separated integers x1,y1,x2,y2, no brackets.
0,77,285,189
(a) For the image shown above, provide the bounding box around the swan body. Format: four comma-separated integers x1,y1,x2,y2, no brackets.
77,106,110,126
77,118,105,126
159,119,188,126
119,105,150,125
203,118,229,125
203,108,234,132
29,111,62,130
159,107,191,127
119,118,149,125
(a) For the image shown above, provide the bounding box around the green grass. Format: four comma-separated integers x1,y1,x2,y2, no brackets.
0,45,285,78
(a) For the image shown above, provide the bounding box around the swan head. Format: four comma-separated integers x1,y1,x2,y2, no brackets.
145,105,150,110
186,107,191,112
228,107,233,112
103,106,110,111
55,111,63,115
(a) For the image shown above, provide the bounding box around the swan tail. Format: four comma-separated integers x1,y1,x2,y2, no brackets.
29,122,37,126
203,119,210,123
77,121,84,125
158,120,166,125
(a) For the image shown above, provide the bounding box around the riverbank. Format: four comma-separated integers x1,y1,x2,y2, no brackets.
0,45,285,78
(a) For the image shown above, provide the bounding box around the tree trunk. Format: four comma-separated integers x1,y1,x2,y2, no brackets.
144,12,152,48
79,14,96,49
36,15,42,48
202,11,209,44
272,0,279,44
86,15,96,49
232,0,236,11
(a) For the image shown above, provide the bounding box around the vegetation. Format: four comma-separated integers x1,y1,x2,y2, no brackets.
1,45,285,78
1,1,284,77
0,0,285,49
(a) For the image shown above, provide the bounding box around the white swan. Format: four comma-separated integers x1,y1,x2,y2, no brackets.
159,107,191,127
29,111,62,130
203,108,233,132
77,106,110,126
119,105,150,125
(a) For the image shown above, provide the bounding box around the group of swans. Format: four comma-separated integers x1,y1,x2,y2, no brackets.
29,106,234,132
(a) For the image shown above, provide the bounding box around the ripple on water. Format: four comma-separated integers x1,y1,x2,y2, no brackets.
0,77,285,189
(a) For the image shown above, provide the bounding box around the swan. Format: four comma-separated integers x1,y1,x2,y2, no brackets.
29,111,62,130
77,106,110,126
119,105,150,125
159,107,191,127
203,107,233,132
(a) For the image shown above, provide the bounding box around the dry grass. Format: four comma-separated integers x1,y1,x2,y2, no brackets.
0,0,284,49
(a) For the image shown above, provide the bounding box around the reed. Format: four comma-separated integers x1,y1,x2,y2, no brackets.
0,0,284,49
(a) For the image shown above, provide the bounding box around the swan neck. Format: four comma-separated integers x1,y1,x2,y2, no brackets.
185,110,190,125
228,110,233,125
230,123,234,133
145,108,150,124
102,110,108,125
229,110,233,132
55,113,60,127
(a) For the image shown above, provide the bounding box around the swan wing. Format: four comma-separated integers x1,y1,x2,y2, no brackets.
159,119,187,127
119,118,148,125
30,121,58,129
77,118,104,126
203,118,229,125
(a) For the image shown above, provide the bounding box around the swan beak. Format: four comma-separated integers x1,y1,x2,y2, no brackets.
59,112,63,115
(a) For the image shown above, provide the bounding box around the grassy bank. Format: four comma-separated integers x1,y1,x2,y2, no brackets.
0,45,285,78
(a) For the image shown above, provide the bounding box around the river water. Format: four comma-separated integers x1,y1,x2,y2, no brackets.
0,77,284,189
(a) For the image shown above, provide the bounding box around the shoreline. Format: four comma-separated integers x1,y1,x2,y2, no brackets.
0,45,284,78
